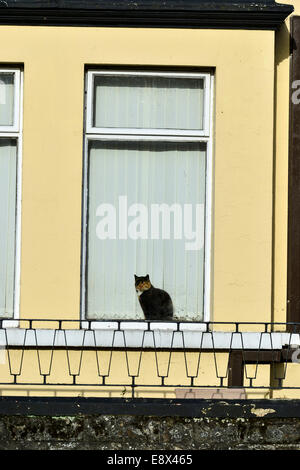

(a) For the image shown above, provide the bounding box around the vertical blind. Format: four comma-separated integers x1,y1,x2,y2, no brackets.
0,73,14,126
86,140,207,321
93,75,204,130
0,139,17,317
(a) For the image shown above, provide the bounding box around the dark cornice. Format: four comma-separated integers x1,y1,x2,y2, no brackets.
0,1,294,30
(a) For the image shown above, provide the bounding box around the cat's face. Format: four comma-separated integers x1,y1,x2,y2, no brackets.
134,274,151,294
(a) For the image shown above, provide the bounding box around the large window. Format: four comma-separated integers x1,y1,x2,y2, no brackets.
0,68,22,319
82,69,213,322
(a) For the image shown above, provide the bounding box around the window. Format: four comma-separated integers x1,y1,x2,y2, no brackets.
0,68,22,319
82,69,213,322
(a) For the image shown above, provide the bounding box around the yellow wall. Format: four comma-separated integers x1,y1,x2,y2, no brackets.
271,2,300,398
273,1,298,324
0,348,271,399
0,26,275,323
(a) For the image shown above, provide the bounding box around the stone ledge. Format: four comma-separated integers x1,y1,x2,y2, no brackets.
0,397,300,419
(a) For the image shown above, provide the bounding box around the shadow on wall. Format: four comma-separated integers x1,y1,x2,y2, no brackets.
276,22,292,68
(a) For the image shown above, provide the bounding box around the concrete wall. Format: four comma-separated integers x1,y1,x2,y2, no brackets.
1,414,300,450
0,397,299,450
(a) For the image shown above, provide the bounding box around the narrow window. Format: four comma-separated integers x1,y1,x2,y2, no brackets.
0,69,22,318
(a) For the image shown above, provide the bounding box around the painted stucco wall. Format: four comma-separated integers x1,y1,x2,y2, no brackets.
5,13,300,397
0,26,275,324
273,0,298,325
265,2,300,398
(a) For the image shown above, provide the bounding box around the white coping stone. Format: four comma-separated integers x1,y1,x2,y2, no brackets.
89,322,119,330
179,323,207,331
0,328,299,350
120,322,148,330
150,322,178,331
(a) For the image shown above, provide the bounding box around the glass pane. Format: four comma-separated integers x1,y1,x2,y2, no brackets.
0,73,15,126
0,139,17,317
86,140,206,321
93,75,204,130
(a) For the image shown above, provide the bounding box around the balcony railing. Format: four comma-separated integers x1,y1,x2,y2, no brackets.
0,320,299,398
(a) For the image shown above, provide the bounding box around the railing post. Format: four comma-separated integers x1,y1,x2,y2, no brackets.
228,351,244,387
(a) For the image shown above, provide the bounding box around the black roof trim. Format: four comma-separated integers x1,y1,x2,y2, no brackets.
0,1,294,30
0,0,293,8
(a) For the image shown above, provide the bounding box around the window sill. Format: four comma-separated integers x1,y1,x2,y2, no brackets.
0,321,298,350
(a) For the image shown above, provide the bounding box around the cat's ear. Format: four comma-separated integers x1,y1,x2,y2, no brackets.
134,274,137,280
146,274,150,280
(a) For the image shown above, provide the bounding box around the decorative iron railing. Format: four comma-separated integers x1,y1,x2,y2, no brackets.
0,320,299,398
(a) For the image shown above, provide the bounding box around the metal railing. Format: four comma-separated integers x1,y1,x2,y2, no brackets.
0,319,298,398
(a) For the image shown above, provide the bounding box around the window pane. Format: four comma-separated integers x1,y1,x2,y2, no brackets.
86,140,206,321
93,75,204,130
0,139,17,317
0,73,15,126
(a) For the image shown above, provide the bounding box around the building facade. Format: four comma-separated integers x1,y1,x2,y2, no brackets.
0,0,298,399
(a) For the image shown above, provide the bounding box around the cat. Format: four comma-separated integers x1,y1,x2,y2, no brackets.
134,274,174,321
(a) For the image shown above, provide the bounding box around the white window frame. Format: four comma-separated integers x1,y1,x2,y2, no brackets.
0,68,23,328
0,69,21,133
81,68,214,332
86,70,211,137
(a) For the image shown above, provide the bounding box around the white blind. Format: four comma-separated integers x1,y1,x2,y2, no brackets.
86,140,206,321
0,139,17,317
0,73,15,126
93,75,204,130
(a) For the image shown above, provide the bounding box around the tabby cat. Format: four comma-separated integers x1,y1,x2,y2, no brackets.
134,274,174,320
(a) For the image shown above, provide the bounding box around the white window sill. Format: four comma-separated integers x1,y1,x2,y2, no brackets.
0,322,298,350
